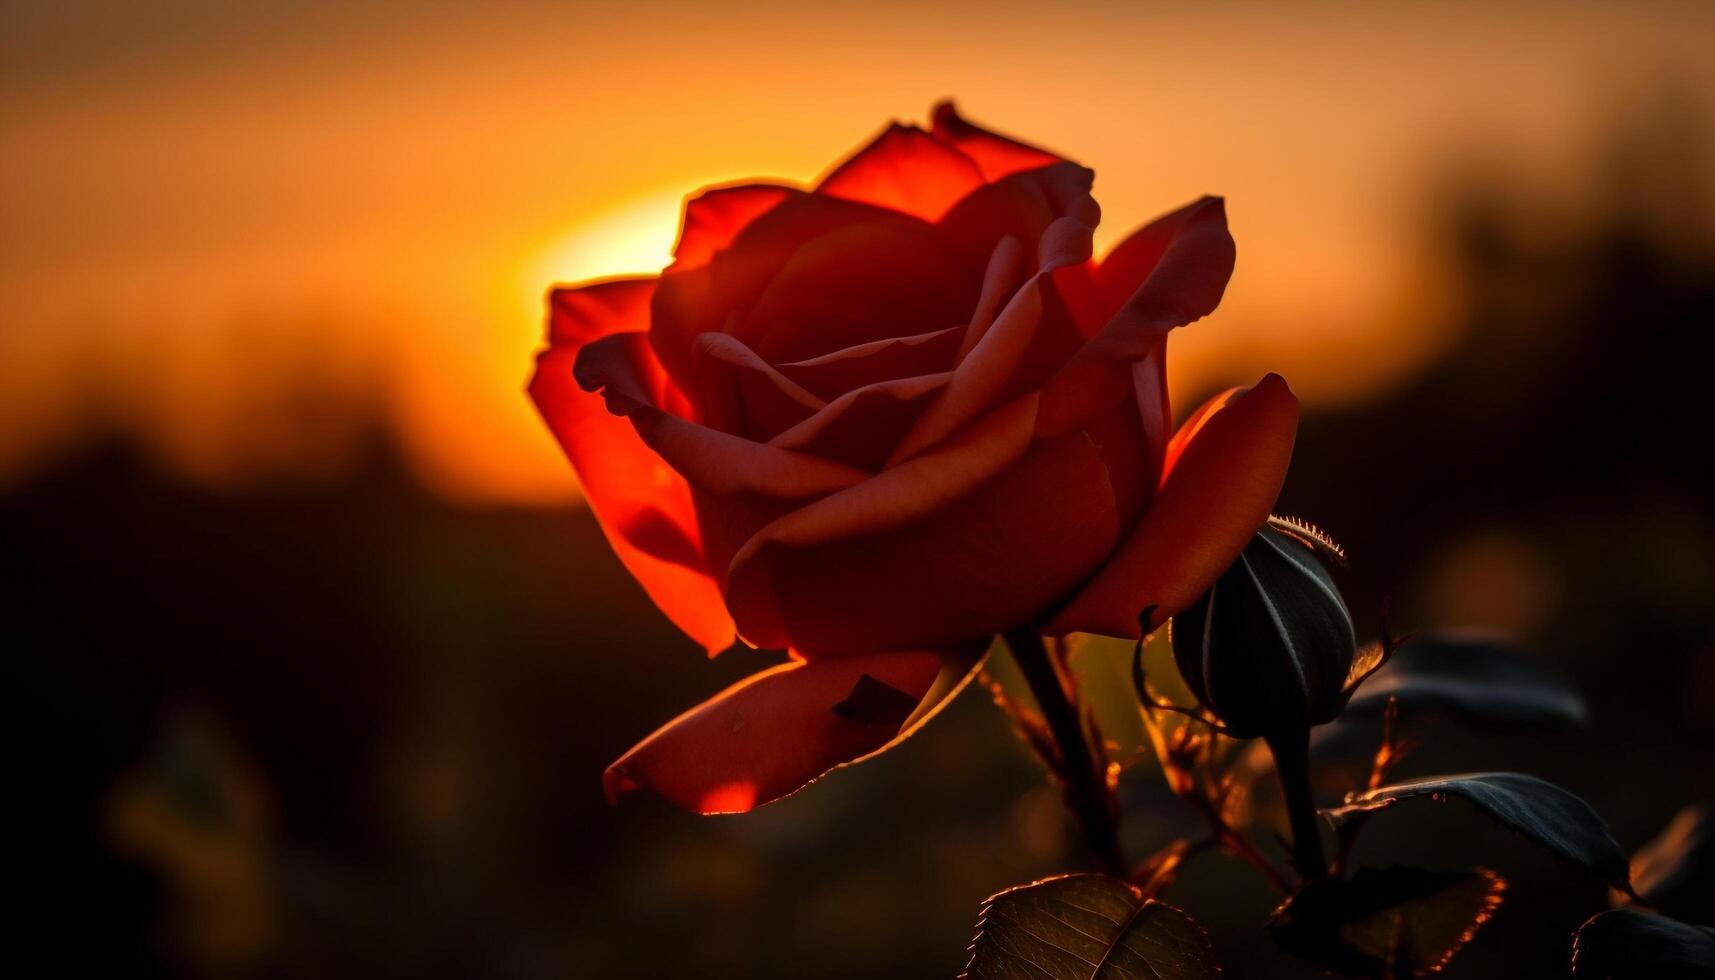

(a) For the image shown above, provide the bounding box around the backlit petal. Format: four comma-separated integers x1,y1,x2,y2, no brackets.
817,123,986,222
1044,373,1299,640
930,101,1067,181
530,279,734,653
673,183,795,271
603,646,984,813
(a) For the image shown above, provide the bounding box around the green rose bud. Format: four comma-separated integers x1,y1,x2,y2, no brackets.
1170,522,1356,738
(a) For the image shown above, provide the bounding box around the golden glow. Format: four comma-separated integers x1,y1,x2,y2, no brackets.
401,189,687,502
523,191,683,295
3,2,1713,502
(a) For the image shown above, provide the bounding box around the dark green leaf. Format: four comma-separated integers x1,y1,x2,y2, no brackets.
1572,908,1715,979
1631,805,1714,924
1345,635,1586,727
962,873,1219,980
1325,772,1631,888
1271,866,1505,977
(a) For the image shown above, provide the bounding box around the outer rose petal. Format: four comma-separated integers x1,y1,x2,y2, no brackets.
1044,373,1299,640
548,277,658,345
672,183,795,271
530,279,735,654
817,123,987,222
604,646,984,813
930,101,1066,181
1038,196,1236,438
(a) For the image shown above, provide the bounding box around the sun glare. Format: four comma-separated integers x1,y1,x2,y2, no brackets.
387,189,697,506
520,190,685,306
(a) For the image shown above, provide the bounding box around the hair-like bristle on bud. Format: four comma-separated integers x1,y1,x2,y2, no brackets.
1267,514,1348,567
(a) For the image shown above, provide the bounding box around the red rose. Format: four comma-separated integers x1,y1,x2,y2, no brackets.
531,102,1298,813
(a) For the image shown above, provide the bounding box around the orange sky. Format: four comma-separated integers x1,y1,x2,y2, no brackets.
3,1,1713,502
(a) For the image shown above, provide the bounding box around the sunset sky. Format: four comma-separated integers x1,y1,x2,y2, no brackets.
4,0,1712,502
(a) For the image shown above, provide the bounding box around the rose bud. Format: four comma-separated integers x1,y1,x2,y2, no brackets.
532,101,1300,813
1169,523,1356,739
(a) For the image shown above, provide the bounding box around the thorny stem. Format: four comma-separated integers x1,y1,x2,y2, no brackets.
1266,728,1329,884
1002,628,1127,878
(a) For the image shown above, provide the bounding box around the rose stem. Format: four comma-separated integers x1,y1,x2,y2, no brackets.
1265,728,1328,884
1002,627,1127,878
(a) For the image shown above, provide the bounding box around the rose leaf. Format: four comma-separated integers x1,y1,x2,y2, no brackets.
1572,908,1715,979
961,873,1219,979
1324,772,1631,889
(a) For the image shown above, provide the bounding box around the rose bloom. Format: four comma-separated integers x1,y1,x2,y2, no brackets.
531,102,1297,813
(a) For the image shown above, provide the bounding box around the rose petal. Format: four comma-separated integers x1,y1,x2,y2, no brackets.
770,372,952,471
689,332,824,441
651,190,905,380
530,281,735,654
673,183,796,271
740,217,980,364
690,487,803,594
737,394,1039,559
1093,197,1225,311
887,216,1093,465
548,277,659,345
576,332,870,498
775,325,964,401
604,646,984,813
1160,368,1230,475
817,123,987,222
953,235,1028,362
1044,373,1299,639
938,162,1099,270
930,101,1067,181
728,394,1040,651
1037,196,1236,438
727,394,1149,657
1132,343,1172,490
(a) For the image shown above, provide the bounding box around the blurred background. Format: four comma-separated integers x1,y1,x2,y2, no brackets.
6,1,1713,976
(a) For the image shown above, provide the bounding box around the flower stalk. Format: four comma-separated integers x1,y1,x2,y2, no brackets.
1002,627,1127,878
1265,728,1329,884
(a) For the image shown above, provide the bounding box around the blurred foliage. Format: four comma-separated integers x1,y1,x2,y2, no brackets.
1270,867,1506,977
